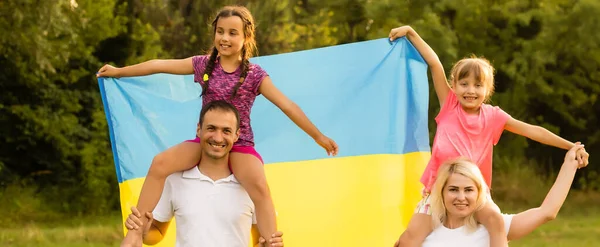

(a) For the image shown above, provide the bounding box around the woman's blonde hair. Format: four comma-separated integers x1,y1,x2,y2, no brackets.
429,157,489,232
449,56,496,102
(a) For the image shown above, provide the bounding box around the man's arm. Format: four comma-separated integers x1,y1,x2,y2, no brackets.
251,224,261,247
143,218,172,245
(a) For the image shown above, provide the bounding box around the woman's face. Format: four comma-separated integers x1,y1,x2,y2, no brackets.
443,173,479,219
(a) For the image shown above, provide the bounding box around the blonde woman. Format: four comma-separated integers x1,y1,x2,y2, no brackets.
394,143,587,247
389,25,589,247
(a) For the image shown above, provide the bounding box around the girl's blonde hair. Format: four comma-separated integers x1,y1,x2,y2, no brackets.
449,56,496,102
429,157,489,232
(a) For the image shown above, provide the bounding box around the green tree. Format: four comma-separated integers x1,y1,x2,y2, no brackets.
0,0,169,214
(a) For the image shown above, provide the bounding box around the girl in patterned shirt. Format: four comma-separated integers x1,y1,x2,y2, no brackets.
98,5,338,247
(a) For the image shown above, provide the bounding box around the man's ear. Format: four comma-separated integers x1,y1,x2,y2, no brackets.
234,129,240,142
196,123,202,137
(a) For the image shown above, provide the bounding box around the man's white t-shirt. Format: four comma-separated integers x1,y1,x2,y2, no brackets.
153,166,256,247
422,214,513,247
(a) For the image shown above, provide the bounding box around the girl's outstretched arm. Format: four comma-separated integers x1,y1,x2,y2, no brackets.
504,117,589,165
389,26,450,106
259,77,338,156
97,57,194,78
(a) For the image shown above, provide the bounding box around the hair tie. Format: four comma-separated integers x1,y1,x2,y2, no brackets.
203,74,209,82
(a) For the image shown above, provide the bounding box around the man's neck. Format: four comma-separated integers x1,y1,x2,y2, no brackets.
198,157,231,181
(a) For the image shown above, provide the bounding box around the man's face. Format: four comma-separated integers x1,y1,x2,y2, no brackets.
197,109,239,160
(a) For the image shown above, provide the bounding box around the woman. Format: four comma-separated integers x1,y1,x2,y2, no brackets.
395,143,587,247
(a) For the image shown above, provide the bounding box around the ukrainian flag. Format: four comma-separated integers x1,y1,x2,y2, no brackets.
98,37,431,246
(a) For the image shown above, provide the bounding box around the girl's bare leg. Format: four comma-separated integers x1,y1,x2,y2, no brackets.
230,152,278,243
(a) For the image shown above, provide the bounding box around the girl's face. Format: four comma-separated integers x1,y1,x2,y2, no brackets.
452,72,488,114
214,16,245,58
443,173,479,220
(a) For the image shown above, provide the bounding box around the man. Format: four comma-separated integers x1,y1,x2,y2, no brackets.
125,100,283,247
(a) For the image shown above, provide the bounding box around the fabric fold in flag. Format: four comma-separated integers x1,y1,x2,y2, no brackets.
99,37,431,246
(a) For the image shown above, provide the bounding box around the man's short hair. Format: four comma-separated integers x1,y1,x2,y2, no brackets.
199,100,240,129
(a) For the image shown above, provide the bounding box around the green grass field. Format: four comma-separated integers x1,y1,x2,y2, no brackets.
0,215,122,247
510,212,600,247
2,166,598,247
1,209,598,247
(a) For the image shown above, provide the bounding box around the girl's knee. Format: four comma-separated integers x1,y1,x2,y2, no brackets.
148,153,172,177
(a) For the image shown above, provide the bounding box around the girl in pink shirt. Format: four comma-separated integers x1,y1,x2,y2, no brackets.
388,26,589,247
97,6,338,247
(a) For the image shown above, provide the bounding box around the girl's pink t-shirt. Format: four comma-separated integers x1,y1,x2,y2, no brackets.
421,90,511,191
